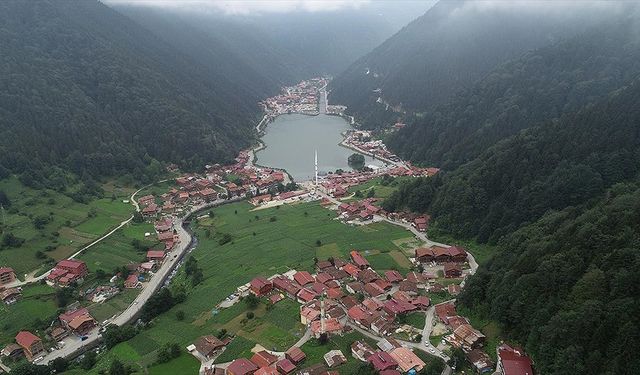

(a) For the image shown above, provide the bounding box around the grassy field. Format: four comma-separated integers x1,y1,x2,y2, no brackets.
0,177,134,276
300,331,377,373
0,284,58,344
80,200,419,371
346,176,412,201
77,221,157,274
405,311,426,330
147,352,200,375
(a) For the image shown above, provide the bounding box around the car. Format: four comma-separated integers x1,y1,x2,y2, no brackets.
81,336,89,341
429,348,435,354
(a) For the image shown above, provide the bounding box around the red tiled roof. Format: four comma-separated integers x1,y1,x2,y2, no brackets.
294,271,315,286
15,331,40,348
227,358,259,375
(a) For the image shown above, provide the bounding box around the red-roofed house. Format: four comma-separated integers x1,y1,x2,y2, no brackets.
350,251,370,269
250,277,273,296
294,271,315,286
124,274,140,289
383,299,417,316
296,288,317,303
146,250,166,262
228,358,259,375
310,318,344,337
59,308,96,334
497,344,534,375
47,259,88,286
276,358,296,374
384,270,403,283
444,263,462,278
15,331,44,360
285,347,306,364
367,351,398,372
251,350,278,368
342,263,360,278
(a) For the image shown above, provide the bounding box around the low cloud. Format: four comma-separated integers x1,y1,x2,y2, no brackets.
105,0,372,15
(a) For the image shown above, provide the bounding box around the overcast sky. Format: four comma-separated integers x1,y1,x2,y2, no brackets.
105,0,383,15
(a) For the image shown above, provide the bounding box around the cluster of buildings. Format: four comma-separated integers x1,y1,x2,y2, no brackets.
261,78,327,117
205,250,452,374
3,307,97,362
433,301,535,375
342,130,403,163
47,259,88,287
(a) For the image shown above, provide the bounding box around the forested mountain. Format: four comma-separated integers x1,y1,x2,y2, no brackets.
461,180,640,375
329,0,627,126
387,15,640,169
0,0,284,189
113,5,311,89
386,78,640,243
384,75,640,375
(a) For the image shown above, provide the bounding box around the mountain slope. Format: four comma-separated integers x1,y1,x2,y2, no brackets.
0,0,268,186
387,15,640,169
329,0,627,125
114,5,310,92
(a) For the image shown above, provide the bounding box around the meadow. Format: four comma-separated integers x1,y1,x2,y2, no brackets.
80,200,418,371
0,177,134,276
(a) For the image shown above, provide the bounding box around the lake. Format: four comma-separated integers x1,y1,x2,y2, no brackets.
256,113,385,181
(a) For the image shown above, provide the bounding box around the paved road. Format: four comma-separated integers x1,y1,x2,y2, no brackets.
40,197,242,365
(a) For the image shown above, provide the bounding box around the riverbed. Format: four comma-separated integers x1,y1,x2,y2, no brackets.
255,113,385,181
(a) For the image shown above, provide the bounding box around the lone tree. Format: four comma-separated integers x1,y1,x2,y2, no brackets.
348,153,365,170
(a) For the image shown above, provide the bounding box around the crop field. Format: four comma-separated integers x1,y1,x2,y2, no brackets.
0,177,134,276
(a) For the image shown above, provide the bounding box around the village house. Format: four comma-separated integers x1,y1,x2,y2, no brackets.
444,262,463,278
383,299,417,317
294,271,315,286
227,358,259,375
15,331,45,361
367,351,398,372
351,340,376,362
324,350,347,368
377,337,403,352
384,270,403,283
389,347,425,373
250,277,273,296
194,335,226,359
254,366,278,375
296,288,317,304
286,347,306,365
141,203,160,217
310,317,344,338
272,276,301,298
50,327,68,342
146,250,166,263
59,307,97,335
350,250,370,270
412,216,430,232
371,315,396,336
251,350,279,368
1,343,24,361
452,324,486,349
497,344,534,375
0,287,21,305
467,349,495,374
0,267,16,285
124,273,141,289
47,259,88,286
435,302,458,325
415,245,467,264
276,358,297,374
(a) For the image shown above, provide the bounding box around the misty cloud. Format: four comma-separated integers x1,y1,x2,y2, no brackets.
104,0,372,15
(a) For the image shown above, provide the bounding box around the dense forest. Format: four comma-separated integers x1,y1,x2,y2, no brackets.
386,16,640,169
350,5,640,372
329,0,624,124
460,182,640,375
0,0,296,190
